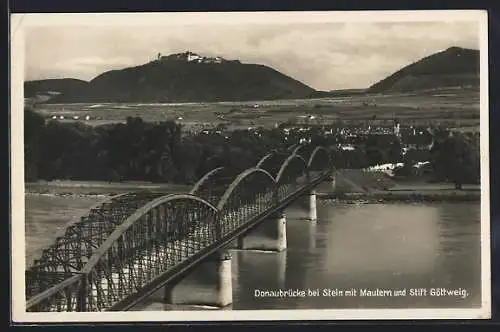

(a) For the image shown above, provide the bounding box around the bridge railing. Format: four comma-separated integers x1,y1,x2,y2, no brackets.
25,143,334,312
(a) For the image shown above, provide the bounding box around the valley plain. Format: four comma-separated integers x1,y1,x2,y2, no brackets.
30,86,479,133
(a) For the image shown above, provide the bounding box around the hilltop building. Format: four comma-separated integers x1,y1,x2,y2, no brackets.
156,51,226,64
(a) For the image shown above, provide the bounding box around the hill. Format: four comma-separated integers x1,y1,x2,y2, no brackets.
49,51,315,103
24,78,88,98
367,47,479,93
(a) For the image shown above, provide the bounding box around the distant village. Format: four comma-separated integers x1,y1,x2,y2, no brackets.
198,118,436,150
194,116,479,177
35,108,467,154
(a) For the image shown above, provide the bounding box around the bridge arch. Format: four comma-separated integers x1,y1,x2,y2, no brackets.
25,144,335,312
25,191,165,299
215,168,277,235
291,144,304,156
307,146,331,169
216,167,276,211
257,152,290,179
292,143,317,162
256,153,274,168
190,167,243,205
83,193,219,271
287,143,299,152
77,193,219,311
275,154,309,201
54,192,132,240
276,154,308,184
28,192,130,266
189,167,225,195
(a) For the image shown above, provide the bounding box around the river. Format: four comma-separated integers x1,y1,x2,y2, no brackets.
24,194,481,310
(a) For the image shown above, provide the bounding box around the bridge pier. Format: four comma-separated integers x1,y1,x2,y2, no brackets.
237,235,245,250
237,212,287,252
163,250,232,307
276,213,287,252
308,190,317,221
308,219,317,252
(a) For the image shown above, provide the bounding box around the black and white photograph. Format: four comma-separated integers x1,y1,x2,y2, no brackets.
11,10,490,322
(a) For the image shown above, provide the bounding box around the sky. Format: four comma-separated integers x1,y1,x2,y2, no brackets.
23,19,480,91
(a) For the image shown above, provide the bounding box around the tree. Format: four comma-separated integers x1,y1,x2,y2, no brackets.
342,149,369,169
431,133,480,189
37,121,90,180
24,109,46,181
175,139,203,184
388,138,403,164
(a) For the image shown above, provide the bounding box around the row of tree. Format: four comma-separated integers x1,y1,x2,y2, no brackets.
25,110,293,184
430,131,480,189
24,109,480,188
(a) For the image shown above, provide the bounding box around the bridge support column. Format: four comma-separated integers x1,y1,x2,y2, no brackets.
276,212,287,252
163,250,232,307
308,190,317,221
237,235,245,249
237,212,287,252
217,251,233,307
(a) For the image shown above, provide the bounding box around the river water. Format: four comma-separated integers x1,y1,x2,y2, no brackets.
24,194,482,310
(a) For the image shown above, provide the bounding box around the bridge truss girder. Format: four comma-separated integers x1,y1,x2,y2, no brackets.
25,143,333,312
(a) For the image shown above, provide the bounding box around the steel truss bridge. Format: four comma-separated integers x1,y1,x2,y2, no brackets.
25,143,334,312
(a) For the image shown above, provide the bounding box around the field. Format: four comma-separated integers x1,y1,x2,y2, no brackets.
31,87,480,132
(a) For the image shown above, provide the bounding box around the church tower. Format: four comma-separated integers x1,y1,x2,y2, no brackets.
393,119,401,139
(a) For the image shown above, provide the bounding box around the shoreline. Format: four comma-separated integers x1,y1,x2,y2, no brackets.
24,181,192,197
25,189,481,203
317,191,480,203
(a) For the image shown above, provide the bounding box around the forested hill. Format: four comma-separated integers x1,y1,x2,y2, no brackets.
24,78,88,98
43,51,315,103
367,47,479,93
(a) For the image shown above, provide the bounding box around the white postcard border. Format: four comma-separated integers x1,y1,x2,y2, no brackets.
10,10,491,322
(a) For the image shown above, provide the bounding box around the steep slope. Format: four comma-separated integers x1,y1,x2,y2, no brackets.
51,52,315,103
367,47,479,93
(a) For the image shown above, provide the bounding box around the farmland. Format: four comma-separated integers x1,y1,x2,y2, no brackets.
30,87,480,133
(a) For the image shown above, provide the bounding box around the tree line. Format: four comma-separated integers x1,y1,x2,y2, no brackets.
24,109,480,189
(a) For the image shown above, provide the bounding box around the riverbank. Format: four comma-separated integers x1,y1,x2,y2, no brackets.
318,190,480,203
24,170,481,203
319,169,481,203
25,180,192,196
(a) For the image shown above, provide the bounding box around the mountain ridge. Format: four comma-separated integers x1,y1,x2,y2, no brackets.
367,46,479,93
45,51,315,103
24,78,88,98
25,47,480,103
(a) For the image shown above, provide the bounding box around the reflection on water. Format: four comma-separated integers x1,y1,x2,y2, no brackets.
136,200,481,310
